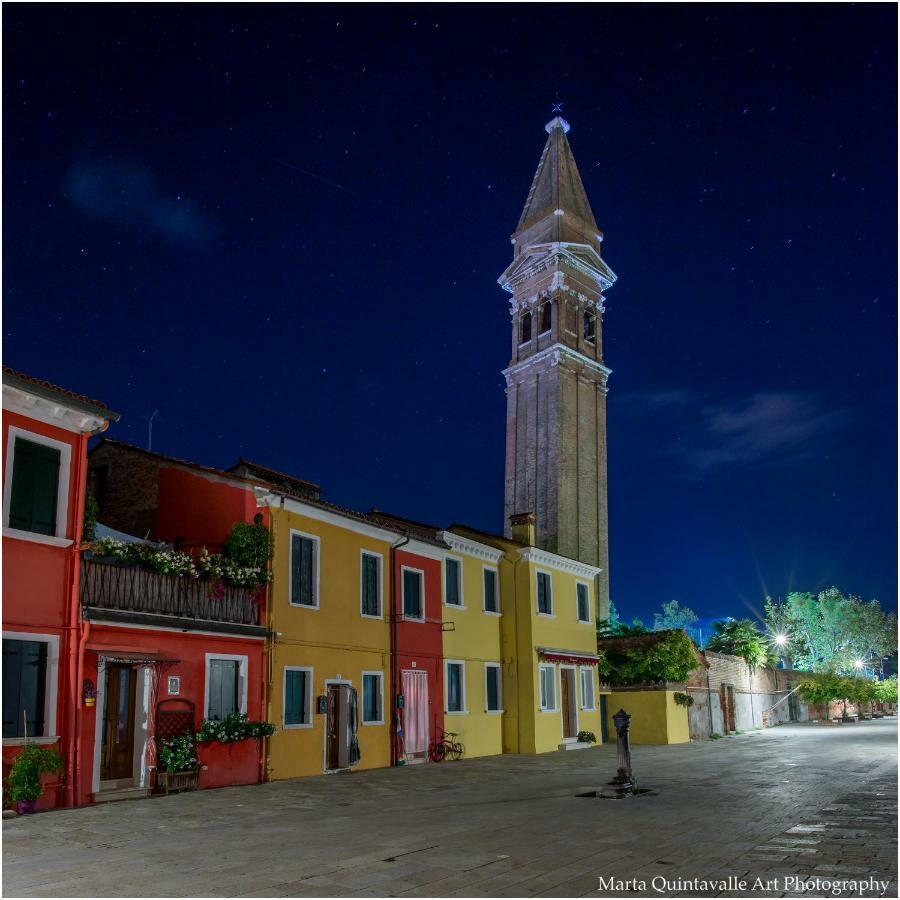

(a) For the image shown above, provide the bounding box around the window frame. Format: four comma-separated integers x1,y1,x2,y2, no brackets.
444,659,467,715
484,662,503,714
580,666,597,711
203,653,248,721
443,555,465,608
2,631,60,744
482,564,500,615
539,299,552,335
539,663,558,712
2,427,72,546
288,529,321,610
536,569,554,617
401,565,426,622
519,311,532,345
361,670,385,726
359,549,383,619
583,310,596,344
282,666,314,729
576,580,592,624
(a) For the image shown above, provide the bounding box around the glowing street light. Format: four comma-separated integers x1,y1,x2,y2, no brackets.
854,659,864,669
774,634,788,646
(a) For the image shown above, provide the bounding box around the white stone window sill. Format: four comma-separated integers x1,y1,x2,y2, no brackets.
3,528,72,548
443,603,466,611
289,601,320,611
402,615,426,623
3,735,60,747
361,720,385,727
540,708,559,714
282,722,313,730
485,709,504,715
360,613,384,621
445,710,469,716
483,610,502,617
537,612,556,619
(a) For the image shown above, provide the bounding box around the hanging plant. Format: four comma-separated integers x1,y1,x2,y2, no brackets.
674,691,694,707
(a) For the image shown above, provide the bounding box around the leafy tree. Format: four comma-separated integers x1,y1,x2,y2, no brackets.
874,675,898,707
607,599,620,629
706,618,774,671
602,630,699,685
653,600,698,632
597,616,649,639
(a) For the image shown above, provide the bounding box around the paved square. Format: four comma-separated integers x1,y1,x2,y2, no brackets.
3,721,896,897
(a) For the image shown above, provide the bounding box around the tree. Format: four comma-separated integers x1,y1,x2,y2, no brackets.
706,619,774,671
597,616,649,639
873,675,898,707
653,600,698,632
607,599,620,629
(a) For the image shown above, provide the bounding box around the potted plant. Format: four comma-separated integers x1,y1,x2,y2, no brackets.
156,734,201,794
5,743,63,814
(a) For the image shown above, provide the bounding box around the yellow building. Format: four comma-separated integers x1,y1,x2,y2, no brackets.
256,490,398,779
438,531,506,759
451,516,605,755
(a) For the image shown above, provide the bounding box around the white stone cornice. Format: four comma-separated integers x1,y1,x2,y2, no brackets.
440,531,504,564
503,342,612,385
2,385,109,434
518,547,602,579
498,241,617,294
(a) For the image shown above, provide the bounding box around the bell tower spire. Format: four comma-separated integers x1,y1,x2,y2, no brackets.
500,115,616,617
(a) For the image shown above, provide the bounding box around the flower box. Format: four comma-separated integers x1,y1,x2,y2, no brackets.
157,768,201,795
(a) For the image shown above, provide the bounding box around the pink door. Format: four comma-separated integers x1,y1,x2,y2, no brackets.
402,670,429,755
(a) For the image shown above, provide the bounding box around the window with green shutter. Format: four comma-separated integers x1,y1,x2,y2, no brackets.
2,639,48,738
445,558,461,606
8,438,61,536
207,658,240,721
485,664,502,712
361,553,381,617
537,572,552,615
290,533,318,607
483,568,499,613
402,569,423,619
284,669,310,726
577,583,590,622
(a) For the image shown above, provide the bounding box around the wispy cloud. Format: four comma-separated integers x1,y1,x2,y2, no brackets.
627,388,848,473
64,155,218,245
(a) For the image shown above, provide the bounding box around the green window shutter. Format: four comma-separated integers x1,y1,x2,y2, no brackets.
486,666,500,711
403,570,422,618
484,570,498,612
8,439,60,535
577,584,589,621
362,554,379,616
291,535,316,606
445,559,460,605
285,670,307,726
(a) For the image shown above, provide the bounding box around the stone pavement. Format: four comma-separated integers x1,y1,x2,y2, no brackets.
3,720,896,898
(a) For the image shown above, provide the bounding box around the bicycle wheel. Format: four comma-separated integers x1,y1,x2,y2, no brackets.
428,740,446,763
448,741,464,760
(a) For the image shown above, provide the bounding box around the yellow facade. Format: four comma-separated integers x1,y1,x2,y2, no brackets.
451,529,604,756
261,496,396,779
606,689,690,744
439,533,506,759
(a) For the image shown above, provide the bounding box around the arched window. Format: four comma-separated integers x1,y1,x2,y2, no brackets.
520,312,532,344
583,311,596,343
539,300,552,334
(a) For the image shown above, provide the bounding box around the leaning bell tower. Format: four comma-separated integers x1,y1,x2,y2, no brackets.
499,115,616,618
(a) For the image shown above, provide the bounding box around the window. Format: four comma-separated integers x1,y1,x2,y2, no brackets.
444,558,462,606
580,667,596,710
402,568,424,619
284,667,312,727
360,552,381,617
290,532,319,607
445,660,466,713
205,655,246,721
537,571,553,615
583,311,596,343
483,567,499,614
362,671,384,724
539,300,552,334
539,664,557,711
576,583,591,623
7,437,61,536
520,311,532,344
485,663,502,712
3,639,48,738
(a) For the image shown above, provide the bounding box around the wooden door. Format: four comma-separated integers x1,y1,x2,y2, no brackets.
102,664,137,781
327,684,357,770
561,669,577,738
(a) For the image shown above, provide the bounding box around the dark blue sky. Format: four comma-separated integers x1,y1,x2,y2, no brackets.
5,6,896,622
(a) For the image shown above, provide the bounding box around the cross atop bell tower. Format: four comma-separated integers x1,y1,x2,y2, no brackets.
499,115,617,617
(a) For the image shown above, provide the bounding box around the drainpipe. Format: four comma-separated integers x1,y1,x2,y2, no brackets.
389,534,409,767
261,494,282,784
706,669,714,737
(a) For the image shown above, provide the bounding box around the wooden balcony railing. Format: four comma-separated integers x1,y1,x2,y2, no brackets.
81,559,261,626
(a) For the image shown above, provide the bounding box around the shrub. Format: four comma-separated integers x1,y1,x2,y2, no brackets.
577,730,597,744
603,631,698,685
673,691,694,707
158,734,198,774
5,743,63,803
225,523,271,570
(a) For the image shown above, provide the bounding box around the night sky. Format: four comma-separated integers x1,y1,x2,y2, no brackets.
4,6,897,622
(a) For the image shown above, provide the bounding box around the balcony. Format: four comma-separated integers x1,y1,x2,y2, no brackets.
81,559,262,629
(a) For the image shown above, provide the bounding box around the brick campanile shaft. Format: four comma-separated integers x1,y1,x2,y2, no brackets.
499,116,617,619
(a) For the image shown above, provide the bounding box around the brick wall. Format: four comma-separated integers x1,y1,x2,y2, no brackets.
88,442,161,539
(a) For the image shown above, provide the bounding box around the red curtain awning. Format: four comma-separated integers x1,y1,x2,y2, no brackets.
538,648,600,666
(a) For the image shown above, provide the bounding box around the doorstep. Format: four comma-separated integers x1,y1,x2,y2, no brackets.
558,741,593,751
92,786,151,804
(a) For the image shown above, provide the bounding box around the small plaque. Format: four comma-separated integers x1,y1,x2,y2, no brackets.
167,676,181,695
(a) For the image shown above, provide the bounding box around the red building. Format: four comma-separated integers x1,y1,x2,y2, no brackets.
367,513,447,765
2,368,119,810
79,439,272,803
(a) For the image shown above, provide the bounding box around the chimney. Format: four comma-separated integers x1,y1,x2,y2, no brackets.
510,512,536,546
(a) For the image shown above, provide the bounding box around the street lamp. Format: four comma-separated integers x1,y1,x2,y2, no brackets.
854,659,864,669
774,634,788,646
